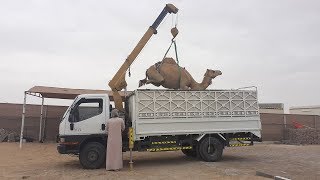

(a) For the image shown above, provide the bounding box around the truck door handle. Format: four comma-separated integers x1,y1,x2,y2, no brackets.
70,123,74,130
101,124,106,130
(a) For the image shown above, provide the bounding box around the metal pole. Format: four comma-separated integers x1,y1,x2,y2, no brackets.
129,149,133,170
38,97,44,142
128,127,134,170
284,115,287,129
283,114,287,141
19,92,27,149
42,105,48,141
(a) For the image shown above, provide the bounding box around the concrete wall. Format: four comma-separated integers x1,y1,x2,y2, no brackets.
1,103,319,142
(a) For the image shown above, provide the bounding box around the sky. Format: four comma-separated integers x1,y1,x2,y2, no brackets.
0,0,319,111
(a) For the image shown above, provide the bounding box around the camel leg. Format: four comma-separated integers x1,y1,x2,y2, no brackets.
139,66,165,87
145,66,165,85
180,86,189,90
139,77,147,87
147,81,161,87
139,79,165,87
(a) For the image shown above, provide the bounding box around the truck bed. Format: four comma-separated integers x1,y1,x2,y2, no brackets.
128,89,261,140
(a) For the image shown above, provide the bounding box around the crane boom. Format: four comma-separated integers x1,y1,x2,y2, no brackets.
108,4,178,111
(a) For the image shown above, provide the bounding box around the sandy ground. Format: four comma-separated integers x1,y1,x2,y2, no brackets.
0,143,319,180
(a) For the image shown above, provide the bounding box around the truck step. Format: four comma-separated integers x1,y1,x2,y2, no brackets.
228,136,253,147
230,137,251,141
147,146,192,152
151,141,176,145
228,143,252,147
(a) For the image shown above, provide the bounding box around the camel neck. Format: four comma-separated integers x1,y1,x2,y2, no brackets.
201,76,212,87
190,75,212,90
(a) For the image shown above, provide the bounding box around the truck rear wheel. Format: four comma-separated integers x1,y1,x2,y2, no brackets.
79,142,105,169
199,137,223,162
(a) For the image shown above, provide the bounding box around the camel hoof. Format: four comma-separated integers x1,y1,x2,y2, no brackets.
138,81,144,87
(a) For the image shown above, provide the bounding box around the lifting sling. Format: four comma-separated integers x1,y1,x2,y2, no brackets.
162,26,181,88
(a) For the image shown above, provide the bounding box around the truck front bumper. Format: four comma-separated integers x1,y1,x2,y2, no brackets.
56,135,80,154
57,144,67,154
57,143,79,154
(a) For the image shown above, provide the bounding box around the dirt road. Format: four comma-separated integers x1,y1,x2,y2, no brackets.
0,143,319,179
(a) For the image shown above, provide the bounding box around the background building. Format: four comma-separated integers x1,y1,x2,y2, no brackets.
290,105,320,115
259,103,284,114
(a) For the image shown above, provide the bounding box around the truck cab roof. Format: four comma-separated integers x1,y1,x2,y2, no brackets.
76,94,109,99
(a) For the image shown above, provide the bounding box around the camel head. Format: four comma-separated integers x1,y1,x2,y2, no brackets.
205,69,222,78
203,69,222,86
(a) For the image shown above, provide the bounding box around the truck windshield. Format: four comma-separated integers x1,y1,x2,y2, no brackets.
61,96,79,121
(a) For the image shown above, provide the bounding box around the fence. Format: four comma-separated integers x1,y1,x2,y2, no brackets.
261,113,319,141
0,103,319,142
0,103,67,141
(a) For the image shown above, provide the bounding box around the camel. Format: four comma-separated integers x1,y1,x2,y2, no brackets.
139,57,222,90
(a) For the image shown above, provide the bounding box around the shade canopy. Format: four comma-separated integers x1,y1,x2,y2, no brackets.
27,86,131,101
20,86,132,147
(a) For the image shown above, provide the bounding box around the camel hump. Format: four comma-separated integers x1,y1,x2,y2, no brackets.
162,57,177,65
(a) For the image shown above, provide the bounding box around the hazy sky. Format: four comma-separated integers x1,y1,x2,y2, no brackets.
0,0,319,110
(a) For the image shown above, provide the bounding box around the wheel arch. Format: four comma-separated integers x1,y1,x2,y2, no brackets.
195,134,227,147
80,136,106,150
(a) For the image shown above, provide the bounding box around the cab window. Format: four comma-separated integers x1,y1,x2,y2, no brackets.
70,98,103,122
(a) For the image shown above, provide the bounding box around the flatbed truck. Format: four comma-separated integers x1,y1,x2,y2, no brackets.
57,89,261,169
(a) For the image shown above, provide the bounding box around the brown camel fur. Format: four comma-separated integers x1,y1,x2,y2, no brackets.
139,57,222,90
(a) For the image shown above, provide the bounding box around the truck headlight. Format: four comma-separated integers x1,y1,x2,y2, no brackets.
60,138,65,143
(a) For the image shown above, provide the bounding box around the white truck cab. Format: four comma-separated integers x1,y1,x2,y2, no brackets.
59,94,110,136
58,94,112,168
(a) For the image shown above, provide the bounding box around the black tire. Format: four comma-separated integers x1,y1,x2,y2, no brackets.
79,142,105,169
181,149,197,157
198,137,223,162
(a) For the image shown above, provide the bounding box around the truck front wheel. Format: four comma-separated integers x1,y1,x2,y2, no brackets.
79,142,105,169
199,137,223,162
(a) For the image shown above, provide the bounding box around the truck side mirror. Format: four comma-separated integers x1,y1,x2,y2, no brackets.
70,123,74,130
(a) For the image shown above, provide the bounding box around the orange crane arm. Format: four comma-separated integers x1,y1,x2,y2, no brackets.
108,4,178,111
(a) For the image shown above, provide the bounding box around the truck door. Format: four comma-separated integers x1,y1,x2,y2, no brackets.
66,97,107,135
